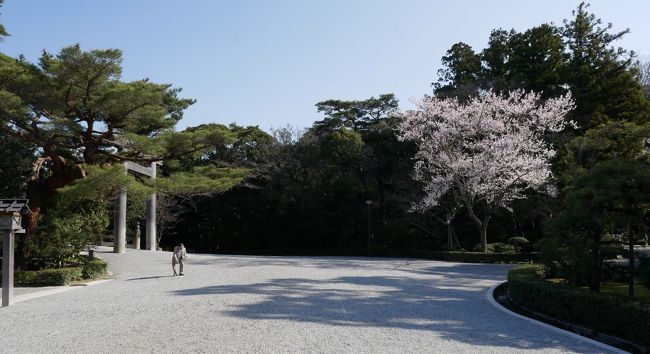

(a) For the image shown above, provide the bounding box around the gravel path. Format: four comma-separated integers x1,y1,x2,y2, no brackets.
0,247,616,353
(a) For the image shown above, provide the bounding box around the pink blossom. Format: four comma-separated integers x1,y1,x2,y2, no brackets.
397,90,574,249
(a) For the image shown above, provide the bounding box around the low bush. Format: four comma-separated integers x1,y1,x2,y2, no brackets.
472,242,516,253
507,237,531,252
81,257,108,279
13,267,83,286
374,250,538,263
1,257,107,286
508,264,650,348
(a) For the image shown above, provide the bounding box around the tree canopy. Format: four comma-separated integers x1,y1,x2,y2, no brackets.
0,45,247,266
398,90,574,252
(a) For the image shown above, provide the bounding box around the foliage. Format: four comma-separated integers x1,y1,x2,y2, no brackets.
432,42,481,99
484,243,516,253
12,267,83,286
0,132,34,197
434,3,650,132
373,249,538,263
636,58,650,99
507,237,531,252
30,199,108,268
0,45,248,266
542,160,650,291
561,121,650,182
479,25,566,98
562,3,650,131
80,256,108,279
314,94,399,132
25,166,141,267
507,264,650,348
166,95,424,253
4,257,106,286
397,90,574,252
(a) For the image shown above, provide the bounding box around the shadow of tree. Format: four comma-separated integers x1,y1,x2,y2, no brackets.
170,271,598,352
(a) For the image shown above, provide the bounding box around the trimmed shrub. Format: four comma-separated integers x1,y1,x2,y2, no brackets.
507,237,531,252
373,250,538,263
81,258,108,279
12,267,83,286
488,243,516,253
472,243,516,253
508,264,650,348
216,249,538,263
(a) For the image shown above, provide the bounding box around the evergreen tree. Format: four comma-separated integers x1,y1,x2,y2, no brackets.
433,43,482,99
0,45,246,264
0,133,33,197
562,2,650,130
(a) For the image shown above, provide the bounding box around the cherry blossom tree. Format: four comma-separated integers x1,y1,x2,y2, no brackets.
397,90,575,252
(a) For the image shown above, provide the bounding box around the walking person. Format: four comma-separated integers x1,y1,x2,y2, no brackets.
172,243,187,276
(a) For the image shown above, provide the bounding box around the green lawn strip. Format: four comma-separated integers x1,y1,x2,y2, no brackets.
545,278,650,304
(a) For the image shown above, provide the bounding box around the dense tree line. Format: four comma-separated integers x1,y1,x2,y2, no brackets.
163,3,650,270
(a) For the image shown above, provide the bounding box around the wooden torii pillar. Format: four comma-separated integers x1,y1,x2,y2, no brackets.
114,161,161,253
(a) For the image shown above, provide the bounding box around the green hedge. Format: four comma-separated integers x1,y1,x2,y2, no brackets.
375,250,538,263
13,267,83,286
1,257,107,286
210,249,537,263
508,264,650,348
81,257,108,279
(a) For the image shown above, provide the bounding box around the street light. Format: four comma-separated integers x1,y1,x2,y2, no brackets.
365,200,372,257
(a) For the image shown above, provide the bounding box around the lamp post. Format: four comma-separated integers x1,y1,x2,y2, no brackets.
446,213,452,249
365,200,372,257
1,199,29,308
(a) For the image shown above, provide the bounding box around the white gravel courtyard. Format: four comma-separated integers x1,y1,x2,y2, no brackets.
0,247,617,353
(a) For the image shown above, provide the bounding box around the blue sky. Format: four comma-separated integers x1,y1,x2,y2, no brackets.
2,1,649,132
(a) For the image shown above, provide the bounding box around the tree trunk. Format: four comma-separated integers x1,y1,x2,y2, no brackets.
480,216,491,253
465,202,491,253
629,232,635,298
588,232,601,292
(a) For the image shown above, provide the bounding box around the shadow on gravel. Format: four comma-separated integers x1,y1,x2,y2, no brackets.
125,276,172,281
170,267,595,353
184,255,514,276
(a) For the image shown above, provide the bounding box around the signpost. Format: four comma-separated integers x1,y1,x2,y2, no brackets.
1,199,28,307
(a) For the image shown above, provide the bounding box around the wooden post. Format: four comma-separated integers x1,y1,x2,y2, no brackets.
2,230,14,307
114,189,127,253
146,161,157,251
133,223,141,250
629,231,635,298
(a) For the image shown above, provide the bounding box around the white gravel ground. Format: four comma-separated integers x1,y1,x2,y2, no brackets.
0,247,616,353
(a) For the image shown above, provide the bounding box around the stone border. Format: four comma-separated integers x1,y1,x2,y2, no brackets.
486,283,627,354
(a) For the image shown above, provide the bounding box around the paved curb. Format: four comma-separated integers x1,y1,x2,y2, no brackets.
486,283,627,354
74,278,113,287
2,278,113,306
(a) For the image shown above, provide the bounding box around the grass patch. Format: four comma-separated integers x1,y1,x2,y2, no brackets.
545,278,650,304
601,282,650,304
